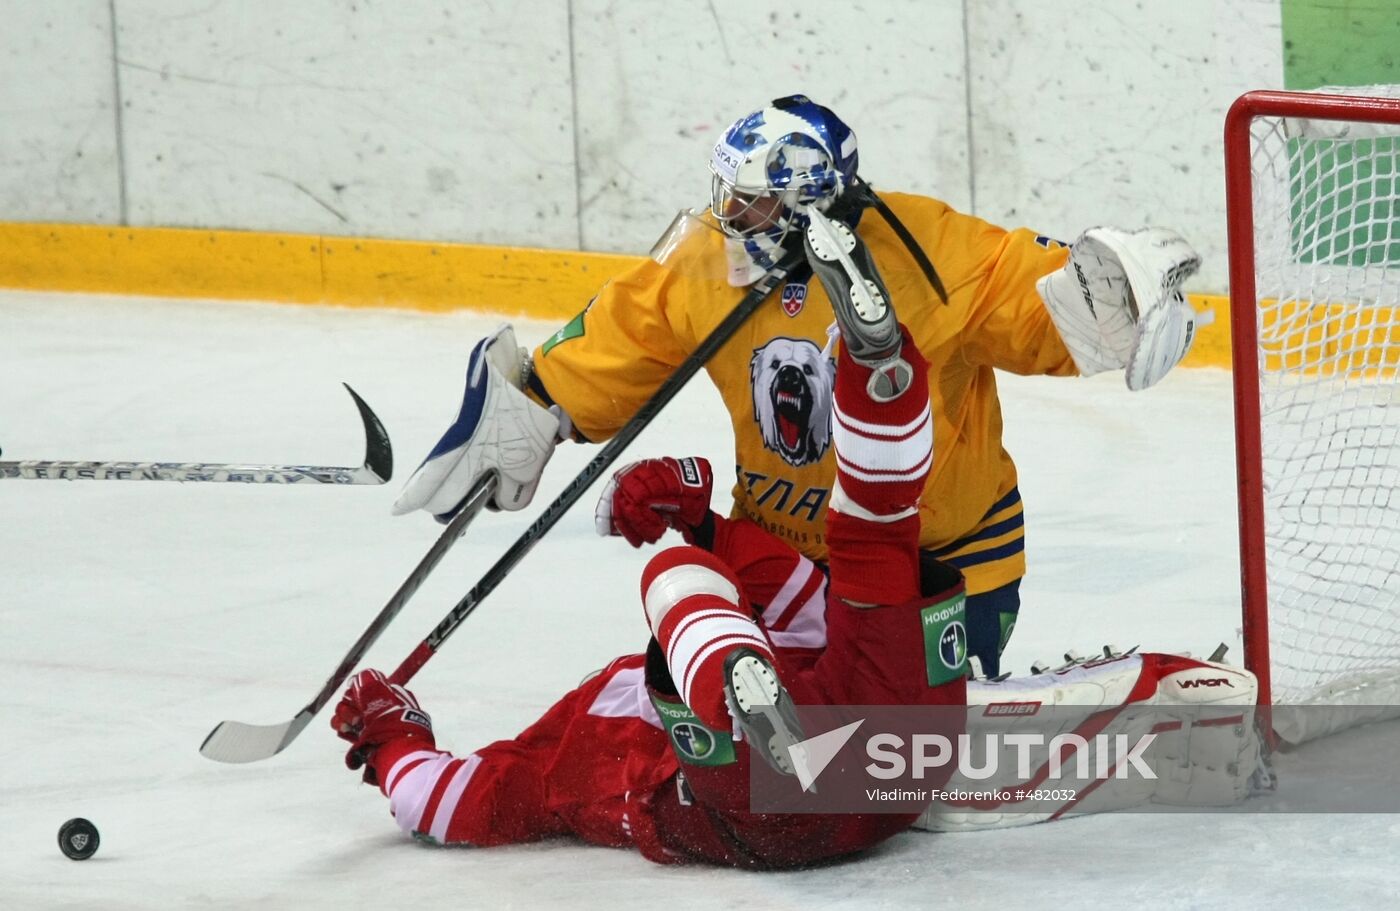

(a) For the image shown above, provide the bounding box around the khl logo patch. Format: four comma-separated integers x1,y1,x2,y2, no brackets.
780,282,807,317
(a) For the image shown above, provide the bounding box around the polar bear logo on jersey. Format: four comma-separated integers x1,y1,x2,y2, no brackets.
750,337,835,467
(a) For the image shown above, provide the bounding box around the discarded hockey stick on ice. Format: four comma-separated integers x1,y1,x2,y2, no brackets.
384,252,802,688
199,472,498,763
0,384,393,485
198,250,798,764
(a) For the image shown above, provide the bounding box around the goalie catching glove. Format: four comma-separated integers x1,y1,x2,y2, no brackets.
595,456,714,547
393,324,563,521
1036,227,1206,391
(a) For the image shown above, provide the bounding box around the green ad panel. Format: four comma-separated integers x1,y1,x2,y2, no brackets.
1288,136,1400,268
1282,1,1400,90
1281,2,1400,268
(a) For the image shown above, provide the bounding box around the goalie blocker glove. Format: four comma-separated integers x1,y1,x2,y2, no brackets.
1036,226,1207,391
393,324,562,521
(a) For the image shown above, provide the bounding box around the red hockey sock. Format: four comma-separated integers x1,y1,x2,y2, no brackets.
827,326,931,605
827,511,923,605
831,326,932,520
639,546,773,731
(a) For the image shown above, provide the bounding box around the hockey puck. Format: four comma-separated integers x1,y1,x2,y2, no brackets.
58,818,100,861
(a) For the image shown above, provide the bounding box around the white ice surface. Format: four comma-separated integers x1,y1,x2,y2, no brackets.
2,291,1397,908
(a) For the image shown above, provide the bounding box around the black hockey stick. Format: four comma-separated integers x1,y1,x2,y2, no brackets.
385,252,800,687
199,472,498,763
1,384,392,485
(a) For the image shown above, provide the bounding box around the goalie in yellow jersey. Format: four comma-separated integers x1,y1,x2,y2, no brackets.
392,94,1206,679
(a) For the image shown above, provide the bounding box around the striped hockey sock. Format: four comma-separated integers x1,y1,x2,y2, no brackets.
828,326,933,605
831,326,932,521
640,546,774,731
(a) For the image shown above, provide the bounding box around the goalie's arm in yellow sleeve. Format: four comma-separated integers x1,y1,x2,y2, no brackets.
525,258,701,443
945,219,1079,378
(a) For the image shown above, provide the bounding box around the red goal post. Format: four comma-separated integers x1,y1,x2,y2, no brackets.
1226,88,1400,742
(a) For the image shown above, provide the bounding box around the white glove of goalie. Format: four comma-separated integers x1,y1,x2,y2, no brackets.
1036,227,1207,391
393,324,561,521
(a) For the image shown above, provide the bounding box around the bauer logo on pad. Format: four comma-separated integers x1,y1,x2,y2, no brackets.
984,701,1041,717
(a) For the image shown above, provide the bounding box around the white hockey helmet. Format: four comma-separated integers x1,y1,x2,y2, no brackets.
709,94,860,243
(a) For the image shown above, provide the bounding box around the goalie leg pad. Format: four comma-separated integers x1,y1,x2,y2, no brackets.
1150,657,1260,806
914,652,1260,832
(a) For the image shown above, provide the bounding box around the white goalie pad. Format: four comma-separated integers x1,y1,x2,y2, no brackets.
1036,227,1206,390
915,652,1260,833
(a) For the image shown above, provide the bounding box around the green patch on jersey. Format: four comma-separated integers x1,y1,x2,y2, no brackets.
649,693,737,767
541,310,586,357
921,592,969,687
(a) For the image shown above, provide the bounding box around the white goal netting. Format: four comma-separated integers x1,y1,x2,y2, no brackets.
1241,86,1400,727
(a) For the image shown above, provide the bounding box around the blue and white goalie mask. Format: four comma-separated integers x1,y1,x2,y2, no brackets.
709,94,859,285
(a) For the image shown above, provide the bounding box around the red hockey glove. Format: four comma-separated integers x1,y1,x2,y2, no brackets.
594,456,713,547
331,669,435,785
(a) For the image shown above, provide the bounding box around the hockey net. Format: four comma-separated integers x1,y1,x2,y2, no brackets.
1227,86,1400,743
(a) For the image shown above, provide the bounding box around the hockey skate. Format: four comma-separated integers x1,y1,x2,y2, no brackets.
723,648,809,781
804,208,914,401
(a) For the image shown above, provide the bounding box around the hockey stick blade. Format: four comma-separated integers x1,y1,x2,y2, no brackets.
345,382,394,483
198,709,316,765
0,383,392,485
199,472,498,763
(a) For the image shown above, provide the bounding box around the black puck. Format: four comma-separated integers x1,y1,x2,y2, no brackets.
58,818,100,861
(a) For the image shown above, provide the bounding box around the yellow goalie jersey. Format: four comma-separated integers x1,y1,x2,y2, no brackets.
530,192,1075,596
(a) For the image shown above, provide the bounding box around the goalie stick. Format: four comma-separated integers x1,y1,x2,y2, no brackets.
0,384,392,485
199,248,800,764
199,472,498,763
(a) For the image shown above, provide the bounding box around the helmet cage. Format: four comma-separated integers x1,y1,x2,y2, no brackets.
709,172,805,244
708,96,857,243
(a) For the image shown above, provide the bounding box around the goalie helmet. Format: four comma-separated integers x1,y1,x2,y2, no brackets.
709,94,859,243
